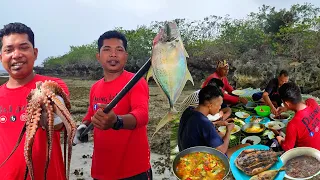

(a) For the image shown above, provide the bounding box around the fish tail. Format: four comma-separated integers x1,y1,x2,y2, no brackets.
151,110,178,139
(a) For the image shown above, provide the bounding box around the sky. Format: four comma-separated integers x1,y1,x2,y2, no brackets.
0,0,319,70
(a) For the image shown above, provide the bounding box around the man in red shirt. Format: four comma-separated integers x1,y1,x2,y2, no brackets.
0,23,69,179
202,59,248,105
73,31,152,179
276,82,320,151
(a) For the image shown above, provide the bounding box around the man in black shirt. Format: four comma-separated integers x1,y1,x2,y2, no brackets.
252,70,289,115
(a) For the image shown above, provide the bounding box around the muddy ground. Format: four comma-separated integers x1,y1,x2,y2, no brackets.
63,78,198,179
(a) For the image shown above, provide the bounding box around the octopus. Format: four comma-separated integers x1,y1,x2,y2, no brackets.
0,80,77,180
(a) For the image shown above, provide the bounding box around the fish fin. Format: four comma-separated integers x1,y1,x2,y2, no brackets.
186,69,194,86
145,66,153,82
151,110,178,138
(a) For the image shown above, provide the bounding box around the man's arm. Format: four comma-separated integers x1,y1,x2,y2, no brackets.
122,78,149,129
223,78,234,93
204,123,233,154
215,125,232,154
263,80,277,114
90,79,149,130
278,122,297,151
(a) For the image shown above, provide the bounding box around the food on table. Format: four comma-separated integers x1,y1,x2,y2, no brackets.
219,125,240,134
233,118,245,127
274,114,289,120
235,149,282,176
176,152,226,180
284,155,320,178
262,130,270,136
268,123,281,129
259,108,264,112
249,168,285,180
244,124,264,133
245,139,254,145
250,116,262,123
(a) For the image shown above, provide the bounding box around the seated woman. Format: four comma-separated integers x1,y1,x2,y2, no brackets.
179,78,232,121
202,59,248,106
276,82,320,151
178,85,249,157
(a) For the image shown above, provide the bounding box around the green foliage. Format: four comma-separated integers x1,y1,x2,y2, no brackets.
42,3,320,69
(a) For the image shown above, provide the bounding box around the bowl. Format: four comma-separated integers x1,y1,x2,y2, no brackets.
244,115,270,124
280,147,320,179
266,121,286,130
172,146,230,179
241,136,261,145
241,123,266,135
270,113,290,124
254,105,271,117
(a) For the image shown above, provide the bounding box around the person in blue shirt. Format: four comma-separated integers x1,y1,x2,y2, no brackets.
178,85,249,157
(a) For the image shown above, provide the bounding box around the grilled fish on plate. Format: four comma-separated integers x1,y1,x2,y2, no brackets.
235,149,283,176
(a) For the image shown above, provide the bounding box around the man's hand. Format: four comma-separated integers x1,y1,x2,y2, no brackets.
226,123,235,132
239,97,248,105
92,103,117,130
271,106,278,115
213,120,228,126
276,136,284,145
53,95,66,130
72,124,89,145
276,107,287,114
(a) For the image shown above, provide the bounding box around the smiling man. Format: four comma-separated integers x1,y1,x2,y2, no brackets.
73,30,152,180
0,22,69,179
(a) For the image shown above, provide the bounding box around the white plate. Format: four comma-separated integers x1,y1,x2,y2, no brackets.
270,113,290,120
235,112,250,119
241,136,261,145
207,113,221,121
218,125,240,134
266,121,286,130
232,90,245,96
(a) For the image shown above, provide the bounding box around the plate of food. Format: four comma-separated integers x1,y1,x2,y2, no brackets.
172,146,230,180
245,115,270,124
241,123,266,135
241,136,261,145
218,125,241,135
266,121,286,131
270,113,291,124
235,112,250,119
229,145,285,180
232,89,245,96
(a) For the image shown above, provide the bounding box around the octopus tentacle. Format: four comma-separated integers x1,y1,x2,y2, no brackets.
53,103,76,180
1,80,76,180
42,98,54,180
25,101,42,180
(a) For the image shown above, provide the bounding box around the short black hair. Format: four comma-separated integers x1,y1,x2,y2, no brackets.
0,22,35,49
207,78,224,88
97,30,127,52
278,82,302,104
199,85,224,105
279,70,289,77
